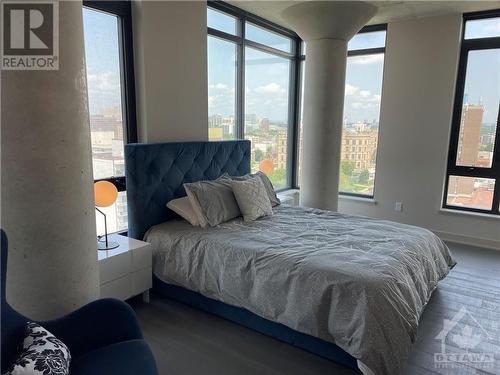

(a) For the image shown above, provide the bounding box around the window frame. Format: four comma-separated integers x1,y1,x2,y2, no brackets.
207,0,302,191
295,24,388,197
443,10,500,216
83,1,138,192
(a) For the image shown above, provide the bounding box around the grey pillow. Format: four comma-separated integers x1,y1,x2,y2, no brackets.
184,176,241,227
167,196,200,226
232,176,273,222
232,171,281,207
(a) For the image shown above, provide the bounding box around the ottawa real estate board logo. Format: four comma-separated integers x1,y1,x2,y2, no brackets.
1,1,59,70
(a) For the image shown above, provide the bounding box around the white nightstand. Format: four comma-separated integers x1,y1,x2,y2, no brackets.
98,233,152,302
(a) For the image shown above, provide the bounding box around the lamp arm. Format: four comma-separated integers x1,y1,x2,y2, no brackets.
95,207,109,247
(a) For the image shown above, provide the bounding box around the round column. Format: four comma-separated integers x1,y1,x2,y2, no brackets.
282,1,377,210
1,0,99,319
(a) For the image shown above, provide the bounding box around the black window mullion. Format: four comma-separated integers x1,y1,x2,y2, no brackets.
84,0,137,200
208,2,301,190
236,19,245,140
443,10,500,215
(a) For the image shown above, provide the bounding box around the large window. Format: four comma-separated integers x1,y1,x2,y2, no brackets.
340,26,386,197
444,11,500,215
83,1,137,234
297,25,386,197
207,2,301,190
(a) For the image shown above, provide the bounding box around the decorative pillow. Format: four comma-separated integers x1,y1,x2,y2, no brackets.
231,176,273,222
232,171,281,207
6,322,71,375
167,196,200,226
184,176,241,227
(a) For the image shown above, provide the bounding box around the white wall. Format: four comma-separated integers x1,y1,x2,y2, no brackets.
338,14,500,250
132,0,208,143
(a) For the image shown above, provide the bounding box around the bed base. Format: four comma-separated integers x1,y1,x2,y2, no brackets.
153,278,360,372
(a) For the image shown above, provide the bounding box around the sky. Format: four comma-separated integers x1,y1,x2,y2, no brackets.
83,7,499,126
83,8,122,116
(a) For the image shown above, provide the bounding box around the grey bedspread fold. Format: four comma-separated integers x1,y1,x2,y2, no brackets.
145,205,456,375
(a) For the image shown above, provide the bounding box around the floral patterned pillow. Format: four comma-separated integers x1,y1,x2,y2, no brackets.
5,322,71,375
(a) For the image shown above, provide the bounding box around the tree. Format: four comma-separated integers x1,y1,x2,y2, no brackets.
341,160,356,178
359,169,370,184
254,149,264,162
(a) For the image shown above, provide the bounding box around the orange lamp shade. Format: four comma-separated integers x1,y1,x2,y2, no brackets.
259,159,274,175
94,181,118,207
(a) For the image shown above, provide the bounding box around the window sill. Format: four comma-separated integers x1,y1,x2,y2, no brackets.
439,208,500,220
339,194,377,205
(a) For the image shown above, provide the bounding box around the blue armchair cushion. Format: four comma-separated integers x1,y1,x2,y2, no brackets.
70,340,157,375
4,322,71,375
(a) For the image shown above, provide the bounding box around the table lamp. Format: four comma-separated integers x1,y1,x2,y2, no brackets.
94,181,119,250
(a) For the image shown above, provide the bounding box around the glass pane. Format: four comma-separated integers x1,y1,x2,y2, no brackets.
83,8,125,180
245,22,292,53
207,8,236,35
297,60,305,186
340,53,384,196
208,36,237,140
456,49,499,168
446,176,494,210
348,30,386,51
83,8,127,234
465,17,500,39
245,47,290,189
95,191,128,236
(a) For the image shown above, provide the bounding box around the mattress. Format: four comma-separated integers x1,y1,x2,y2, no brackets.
145,205,456,375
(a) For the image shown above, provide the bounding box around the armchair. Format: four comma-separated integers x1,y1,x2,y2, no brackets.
1,230,158,375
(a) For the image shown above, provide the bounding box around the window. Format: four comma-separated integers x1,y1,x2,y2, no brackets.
207,2,301,190
444,11,500,215
297,25,386,197
83,1,137,235
208,37,237,140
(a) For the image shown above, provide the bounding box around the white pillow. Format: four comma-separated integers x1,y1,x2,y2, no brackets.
231,176,273,222
7,322,71,375
167,196,200,226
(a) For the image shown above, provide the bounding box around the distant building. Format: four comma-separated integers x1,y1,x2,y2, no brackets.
208,127,223,140
259,118,270,132
449,104,484,197
89,111,128,233
341,129,378,170
276,130,287,170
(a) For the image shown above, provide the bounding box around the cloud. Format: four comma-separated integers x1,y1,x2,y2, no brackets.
87,71,120,93
254,82,283,94
344,83,381,112
345,84,358,95
350,54,384,65
86,71,122,115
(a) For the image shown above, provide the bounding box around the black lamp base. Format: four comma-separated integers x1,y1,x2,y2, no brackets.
97,240,119,250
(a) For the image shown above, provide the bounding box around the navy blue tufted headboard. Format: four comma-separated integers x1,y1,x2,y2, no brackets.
125,140,251,239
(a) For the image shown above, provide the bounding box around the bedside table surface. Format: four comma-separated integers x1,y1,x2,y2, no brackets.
98,233,150,261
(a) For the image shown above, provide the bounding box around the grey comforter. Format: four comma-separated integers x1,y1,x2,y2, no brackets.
145,205,456,375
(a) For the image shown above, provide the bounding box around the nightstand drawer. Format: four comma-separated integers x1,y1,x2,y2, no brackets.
132,267,152,296
99,251,131,284
100,275,132,300
132,246,152,270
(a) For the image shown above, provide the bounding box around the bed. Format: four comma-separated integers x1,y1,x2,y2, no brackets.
125,140,456,375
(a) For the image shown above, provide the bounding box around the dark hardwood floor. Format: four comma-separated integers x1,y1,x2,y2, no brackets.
132,242,500,375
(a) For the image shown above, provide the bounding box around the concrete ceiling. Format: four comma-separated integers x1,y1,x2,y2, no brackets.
227,1,499,30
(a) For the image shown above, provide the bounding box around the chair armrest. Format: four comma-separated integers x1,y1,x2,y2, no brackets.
42,298,143,359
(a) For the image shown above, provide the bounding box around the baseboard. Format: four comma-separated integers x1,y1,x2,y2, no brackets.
433,230,500,251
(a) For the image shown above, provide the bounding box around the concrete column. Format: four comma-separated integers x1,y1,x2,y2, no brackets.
1,1,99,320
282,1,377,211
